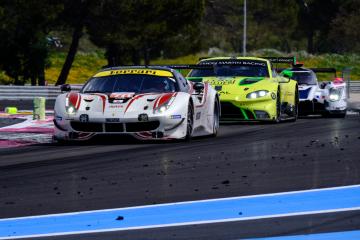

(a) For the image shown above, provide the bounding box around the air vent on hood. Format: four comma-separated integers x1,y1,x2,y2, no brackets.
239,77,264,85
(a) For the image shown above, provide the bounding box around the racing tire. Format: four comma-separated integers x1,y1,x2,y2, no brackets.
329,111,347,118
53,135,67,144
211,100,220,137
273,89,281,123
185,103,194,141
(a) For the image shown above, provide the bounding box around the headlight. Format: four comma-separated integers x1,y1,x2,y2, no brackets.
154,93,176,114
65,94,79,115
246,90,269,99
329,94,340,101
329,88,343,102
159,105,167,113
67,106,76,114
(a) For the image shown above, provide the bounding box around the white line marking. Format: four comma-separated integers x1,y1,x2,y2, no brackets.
1,184,359,221
1,207,360,240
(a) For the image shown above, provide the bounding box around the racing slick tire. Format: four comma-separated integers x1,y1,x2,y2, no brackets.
185,102,194,141
273,88,281,123
326,110,347,118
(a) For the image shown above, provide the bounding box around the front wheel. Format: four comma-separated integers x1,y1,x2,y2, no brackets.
273,89,281,123
326,111,347,118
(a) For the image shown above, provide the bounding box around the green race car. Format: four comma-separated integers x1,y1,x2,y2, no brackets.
187,57,299,122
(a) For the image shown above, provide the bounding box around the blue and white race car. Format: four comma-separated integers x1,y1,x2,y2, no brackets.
283,64,347,117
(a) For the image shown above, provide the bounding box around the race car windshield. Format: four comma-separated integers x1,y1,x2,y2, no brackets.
291,71,317,85
82,74,177,94
189,62,269,78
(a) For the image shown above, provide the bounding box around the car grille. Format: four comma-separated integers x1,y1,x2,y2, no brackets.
299,88,311,99
70,121,160,133
105,123,124,132
126,121,160,132
220,102,255,120
70,122,103,132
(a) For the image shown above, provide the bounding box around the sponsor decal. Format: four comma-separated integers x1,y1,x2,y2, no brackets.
94,69,173,77
200,60,267,67
206,79,236,86
170,114,182,119
112,100,125,103
109,105,124,108
110,92,135,99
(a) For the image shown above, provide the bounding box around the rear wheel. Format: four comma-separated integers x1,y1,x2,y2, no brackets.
211,100,220,137
185,103,194,141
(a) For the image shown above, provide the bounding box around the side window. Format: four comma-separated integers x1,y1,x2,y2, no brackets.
174,71,189,92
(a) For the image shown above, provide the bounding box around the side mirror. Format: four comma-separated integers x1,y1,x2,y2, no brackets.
193,82,204,93
281,69,293,79
60,84,71,92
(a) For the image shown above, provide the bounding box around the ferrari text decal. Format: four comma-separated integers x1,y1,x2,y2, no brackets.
94,69,173,77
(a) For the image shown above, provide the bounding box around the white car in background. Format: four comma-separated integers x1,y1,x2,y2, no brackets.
284,65,347,118
54,66,220,141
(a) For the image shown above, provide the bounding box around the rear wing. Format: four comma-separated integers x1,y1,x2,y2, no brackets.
198,56,296,65
276,67,337,77
311,68,336,74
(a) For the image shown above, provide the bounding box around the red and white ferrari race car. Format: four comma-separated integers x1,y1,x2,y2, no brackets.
54,67,220,141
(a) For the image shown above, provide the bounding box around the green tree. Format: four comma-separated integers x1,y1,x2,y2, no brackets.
55,0,96,86
0,0,62,85
328,1,360,53
87,0,204,66
296,0,341,53
201,0,299,53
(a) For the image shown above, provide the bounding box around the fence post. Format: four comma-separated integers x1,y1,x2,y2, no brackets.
342,67,352,99
33,97,46,120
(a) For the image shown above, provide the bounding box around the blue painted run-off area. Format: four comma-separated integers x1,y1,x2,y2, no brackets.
249,230,360,240
0,185,360,239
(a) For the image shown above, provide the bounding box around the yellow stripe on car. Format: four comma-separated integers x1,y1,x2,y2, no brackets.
94,69,173,77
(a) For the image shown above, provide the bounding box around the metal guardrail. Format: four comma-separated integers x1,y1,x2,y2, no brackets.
0,81,359,101
349,81,360,93
0,85,82,100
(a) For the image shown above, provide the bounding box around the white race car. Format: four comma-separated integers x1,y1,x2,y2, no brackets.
54,67,220,141
284,65,347,117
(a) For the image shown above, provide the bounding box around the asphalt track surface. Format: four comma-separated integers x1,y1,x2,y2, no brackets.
0,115,360,239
